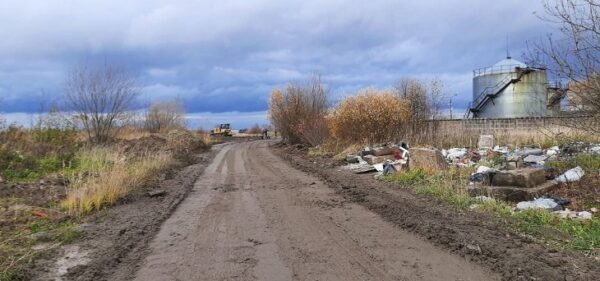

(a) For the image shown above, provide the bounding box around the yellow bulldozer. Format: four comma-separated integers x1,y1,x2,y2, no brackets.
210,123,232,137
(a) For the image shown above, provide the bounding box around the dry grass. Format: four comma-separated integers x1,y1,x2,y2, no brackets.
61,147,173,216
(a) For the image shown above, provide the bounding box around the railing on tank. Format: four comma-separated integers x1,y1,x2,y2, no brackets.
473,64,524,77
470,73,518,112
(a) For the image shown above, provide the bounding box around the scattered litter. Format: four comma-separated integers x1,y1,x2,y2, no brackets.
546,146,560,157
444,148,467,161
516,198,561,211
553,209,593,220
523,155,547,164
32,210,48,218
474,195,494,202
516,148,543,157
492,145,510,154
555,166,585,183
476,166,492,174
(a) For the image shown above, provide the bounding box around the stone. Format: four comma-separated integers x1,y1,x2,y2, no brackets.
148,190,167,197
491,168,546,188
477,135,494,149
409,148,448,170
345,155,360,164
467,180,559,202
30,231,53,242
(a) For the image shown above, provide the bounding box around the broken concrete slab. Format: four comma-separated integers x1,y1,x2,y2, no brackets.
363,154,395,165
372,147,400,156
523,155,547,164
477,135,494,149
409,148,448,170
491,168,546,188
467,180,559,202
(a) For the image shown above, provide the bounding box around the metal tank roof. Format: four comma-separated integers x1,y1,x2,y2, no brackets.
493,57,526,68
474,57,527,77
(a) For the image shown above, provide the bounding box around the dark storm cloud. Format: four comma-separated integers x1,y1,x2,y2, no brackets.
0,0,551,119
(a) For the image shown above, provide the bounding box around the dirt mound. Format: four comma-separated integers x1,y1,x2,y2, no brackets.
275,145,600,281
120,130,209,162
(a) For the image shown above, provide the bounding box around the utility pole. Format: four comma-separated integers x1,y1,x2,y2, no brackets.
449,93,457,119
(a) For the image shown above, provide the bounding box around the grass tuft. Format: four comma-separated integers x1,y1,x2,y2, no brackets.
61,147,174,216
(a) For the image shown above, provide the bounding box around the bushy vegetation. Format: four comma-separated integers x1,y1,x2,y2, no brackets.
329,89,411,145
144,99,187,133
0,124,78,182
268,75,329,145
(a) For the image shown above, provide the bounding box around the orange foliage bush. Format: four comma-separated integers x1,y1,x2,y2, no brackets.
329,89,411,145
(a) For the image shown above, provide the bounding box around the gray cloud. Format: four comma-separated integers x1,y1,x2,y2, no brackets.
0,0,551,121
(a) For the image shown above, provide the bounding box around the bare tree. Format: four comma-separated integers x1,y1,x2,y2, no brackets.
394,78,430,120
527,0,600,134
268,74,329,145
65,62,139,143
144,99,187,133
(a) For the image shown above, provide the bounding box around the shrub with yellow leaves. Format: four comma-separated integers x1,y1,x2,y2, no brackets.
329,88,411,145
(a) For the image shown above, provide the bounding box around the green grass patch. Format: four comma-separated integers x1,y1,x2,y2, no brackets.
546,154,600,174
381,169,600,254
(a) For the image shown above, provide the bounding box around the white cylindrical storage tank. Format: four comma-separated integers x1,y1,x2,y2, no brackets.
471,58,548,118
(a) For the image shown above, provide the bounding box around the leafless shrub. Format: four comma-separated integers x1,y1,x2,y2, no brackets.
526,0,600,135
65,62,139,143
144,99,187,133
248,124,262,135
268,75,329,145
393,77,447,143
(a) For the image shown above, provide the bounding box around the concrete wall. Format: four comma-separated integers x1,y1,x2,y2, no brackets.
431,116,587,133
403,116,596,148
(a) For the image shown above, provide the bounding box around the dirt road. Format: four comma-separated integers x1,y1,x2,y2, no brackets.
133,141,497,281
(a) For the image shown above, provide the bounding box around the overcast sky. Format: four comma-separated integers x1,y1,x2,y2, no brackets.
0,0,552,128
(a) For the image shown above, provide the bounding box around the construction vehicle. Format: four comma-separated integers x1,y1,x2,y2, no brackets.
210,123,232,137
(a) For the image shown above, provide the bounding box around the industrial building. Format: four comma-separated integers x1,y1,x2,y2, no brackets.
466,56,550,118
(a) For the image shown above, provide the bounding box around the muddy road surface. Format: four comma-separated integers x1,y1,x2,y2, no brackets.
132,141,497,281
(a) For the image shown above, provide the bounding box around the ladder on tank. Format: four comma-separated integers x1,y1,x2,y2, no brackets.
465,68,533,118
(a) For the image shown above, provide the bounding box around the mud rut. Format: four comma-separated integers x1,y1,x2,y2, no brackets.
133,141,497,281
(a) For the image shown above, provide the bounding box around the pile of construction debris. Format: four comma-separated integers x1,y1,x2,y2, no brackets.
339,134,600,220
341,142,410,174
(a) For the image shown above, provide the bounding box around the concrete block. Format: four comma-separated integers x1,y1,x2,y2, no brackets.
491,168,546,188
467,180,559,202
372,147,400,156
363,154,394,165
477,135,494,149
409,148,448,170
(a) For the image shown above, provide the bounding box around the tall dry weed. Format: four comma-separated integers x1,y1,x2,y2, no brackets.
61,147,173,215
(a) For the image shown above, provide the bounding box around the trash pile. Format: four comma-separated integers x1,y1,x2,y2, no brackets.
338,134,599,221
340,142,410,175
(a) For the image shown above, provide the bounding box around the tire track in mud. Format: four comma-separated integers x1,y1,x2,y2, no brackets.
133,141,496,281
275,145,600,281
